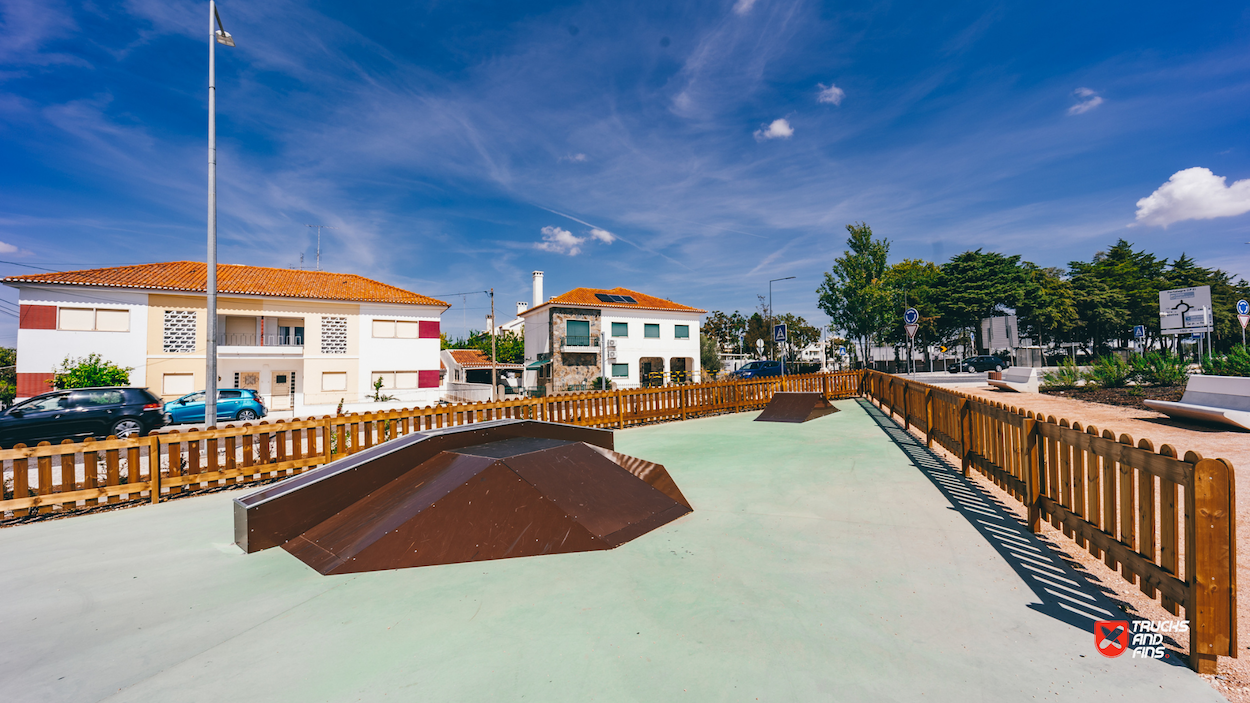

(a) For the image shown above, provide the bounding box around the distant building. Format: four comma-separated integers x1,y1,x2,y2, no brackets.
5,262,449,410
440,348,524,386
519,272,705,392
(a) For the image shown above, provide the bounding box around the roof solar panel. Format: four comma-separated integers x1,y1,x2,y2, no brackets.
595,293,638,304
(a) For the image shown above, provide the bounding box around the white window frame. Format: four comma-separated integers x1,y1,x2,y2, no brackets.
58,307,130,332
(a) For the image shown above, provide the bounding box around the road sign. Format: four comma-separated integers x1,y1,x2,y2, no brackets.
903,307,919,325
904,323,919,340
1160,286,1213,334
940,346,947,353
1133,325,1145,339
755,338,764,353
838,346,846,355
1238,299,1250,316
1240,314,1250,330
773,324,787,344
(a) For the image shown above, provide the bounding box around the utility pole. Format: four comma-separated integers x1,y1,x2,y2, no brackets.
304,224,337,271
490,288,497,402
206,2,234,427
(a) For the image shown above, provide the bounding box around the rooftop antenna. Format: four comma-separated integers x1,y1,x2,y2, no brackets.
304,224,337,271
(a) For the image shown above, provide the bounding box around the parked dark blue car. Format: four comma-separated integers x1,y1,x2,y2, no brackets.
731,360,784,379
164,389,267,425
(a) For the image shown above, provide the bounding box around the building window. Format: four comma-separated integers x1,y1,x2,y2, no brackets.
371,371,419,390
162,373,194,396
675,324,689,339
611,322,628,337
611,363,628,378
372,320,420,338
321,316,348,354
566,319,590,346
163,310,197,353
59,307,130,332
321,372,347,392
644,323,660,338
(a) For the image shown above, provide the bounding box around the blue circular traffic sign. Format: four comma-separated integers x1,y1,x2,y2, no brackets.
1238,299,1250,316
904,307,919,325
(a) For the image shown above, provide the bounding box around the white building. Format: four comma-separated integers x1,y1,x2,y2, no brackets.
519,272,705,392
5,262,449,412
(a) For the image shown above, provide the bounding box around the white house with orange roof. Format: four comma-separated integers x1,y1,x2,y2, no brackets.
518,272,705,393
4,262,449,413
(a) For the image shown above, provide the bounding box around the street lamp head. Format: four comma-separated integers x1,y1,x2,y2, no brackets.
215,29,235,46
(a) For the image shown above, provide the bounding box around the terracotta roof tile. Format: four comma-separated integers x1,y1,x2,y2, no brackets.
1,262,448,307
522,287,704,316
446,349,523,368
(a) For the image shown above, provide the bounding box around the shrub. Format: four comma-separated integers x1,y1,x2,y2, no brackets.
1086,354,1131,389
1041,357,1082,389
1202,345,1250,377
52,353,131,389
1131,350,1190,387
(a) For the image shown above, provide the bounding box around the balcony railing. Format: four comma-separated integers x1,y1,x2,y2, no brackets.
219,334,304,347
561,335,600,350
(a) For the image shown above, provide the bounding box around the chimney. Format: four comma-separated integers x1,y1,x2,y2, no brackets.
516,301,529,316
532,271,544,307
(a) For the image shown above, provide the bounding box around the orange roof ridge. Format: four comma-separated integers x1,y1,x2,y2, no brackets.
523,286,705,315
2,261,448,307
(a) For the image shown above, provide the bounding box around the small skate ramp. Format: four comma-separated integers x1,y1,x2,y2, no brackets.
755,392,840,423
233,420,691,575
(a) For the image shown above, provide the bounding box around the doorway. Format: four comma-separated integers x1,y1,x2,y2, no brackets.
271,371,294,410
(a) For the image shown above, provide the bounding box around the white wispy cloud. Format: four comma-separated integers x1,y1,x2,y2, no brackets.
588,227,615,243
0,241,19,254
559,153,588,163
1067,87,1103,115
535,226,584,255
754,118,793,141
816,83,845,105
1135,167,1250,227
733,0,759,16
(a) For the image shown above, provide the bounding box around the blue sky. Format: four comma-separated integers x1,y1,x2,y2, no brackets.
2,0,1249,344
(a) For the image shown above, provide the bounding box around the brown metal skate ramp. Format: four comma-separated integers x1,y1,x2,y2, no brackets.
233,419,613,554
754,392,840,423
280,436,691,574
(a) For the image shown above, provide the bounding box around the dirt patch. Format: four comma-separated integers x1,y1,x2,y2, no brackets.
1042,385,1185,412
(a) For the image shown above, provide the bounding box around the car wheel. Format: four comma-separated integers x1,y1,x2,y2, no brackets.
111,418,144,439
236,409,258,421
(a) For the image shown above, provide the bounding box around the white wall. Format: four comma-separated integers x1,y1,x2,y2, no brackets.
601,309,701,387
13,286,150,393
357,302,443,400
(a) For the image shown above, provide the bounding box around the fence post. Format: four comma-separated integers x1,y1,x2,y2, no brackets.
322,416,333,464
1189,458,1237,674
924,389,933,448
902,381,910,430
679,386,687,421
959,398,971,478
148,435,161,505
1023,417,1041,533
616,389,625,429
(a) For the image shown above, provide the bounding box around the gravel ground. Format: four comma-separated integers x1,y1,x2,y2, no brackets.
943,384,1250,701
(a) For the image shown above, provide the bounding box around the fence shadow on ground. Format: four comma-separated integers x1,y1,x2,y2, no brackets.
858,398,1188,667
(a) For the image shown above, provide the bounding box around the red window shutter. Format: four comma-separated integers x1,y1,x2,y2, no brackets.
17,373,55,398
418,370,440,388
19,305,56,330
418,320,439,339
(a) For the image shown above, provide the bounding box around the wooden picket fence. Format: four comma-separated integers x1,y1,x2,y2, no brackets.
863,370,1237,673
0,370,863,520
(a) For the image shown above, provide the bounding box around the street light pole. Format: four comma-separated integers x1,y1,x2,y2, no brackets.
206,2,232,426
768,276,795,362
490,288,497,402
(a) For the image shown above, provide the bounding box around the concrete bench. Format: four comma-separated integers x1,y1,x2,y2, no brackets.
988,366,1040,393
1143,374,1250,431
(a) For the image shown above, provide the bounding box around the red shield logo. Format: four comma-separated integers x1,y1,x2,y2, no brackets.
1095,620,1129,657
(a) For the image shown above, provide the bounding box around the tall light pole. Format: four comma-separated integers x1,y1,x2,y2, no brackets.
206,2,234,426
768,276,795,361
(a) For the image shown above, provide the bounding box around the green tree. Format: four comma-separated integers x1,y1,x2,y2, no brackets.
52,354,132,389
700,333,723,373
448,330,524,364
937,249,1029,352
773,313,821,362
817,222,893,366
0,347,14,405
701,310,747,353
743,311,769,358
1016,265,1077,352
881,259,942,363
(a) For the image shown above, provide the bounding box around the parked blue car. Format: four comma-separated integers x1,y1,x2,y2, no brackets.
731,360,785,379
164,389,267,425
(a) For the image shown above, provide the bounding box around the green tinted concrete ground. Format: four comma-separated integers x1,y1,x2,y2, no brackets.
0,401,1223,702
